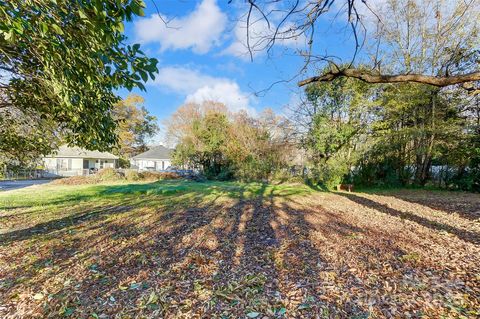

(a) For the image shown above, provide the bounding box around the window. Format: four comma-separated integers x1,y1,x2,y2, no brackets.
57,158,69,170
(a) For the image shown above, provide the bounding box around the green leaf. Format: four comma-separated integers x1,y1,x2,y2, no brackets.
130,2,145,16
62,307,75,316
136,82,146,91
246,312,260,318
78,10,87,19
139,70,148,82
146,291,158,305
51,24,64,35
4,31,13,41
117,22,124,32
40,22,48,34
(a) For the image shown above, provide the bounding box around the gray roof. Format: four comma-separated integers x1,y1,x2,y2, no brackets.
45,145,118,159
132,145,172,160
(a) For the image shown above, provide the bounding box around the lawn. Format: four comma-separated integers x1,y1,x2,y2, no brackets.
0,180,479,318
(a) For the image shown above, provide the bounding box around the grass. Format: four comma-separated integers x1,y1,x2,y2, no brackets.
0,180,479,318
0,180,312,231
0,179,313,207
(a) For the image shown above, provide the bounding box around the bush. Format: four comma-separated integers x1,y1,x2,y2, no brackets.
118,157,131,168
139,171,181,181
160,172,181,180
97,167,123,181
125,170,140,181
309,159,350,190
52,169,182,186
215,167,235,181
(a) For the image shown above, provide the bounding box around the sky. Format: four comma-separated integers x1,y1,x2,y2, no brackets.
118,0,360,143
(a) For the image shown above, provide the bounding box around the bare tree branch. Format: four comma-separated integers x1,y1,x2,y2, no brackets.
237,0,480,93
298,69,480,89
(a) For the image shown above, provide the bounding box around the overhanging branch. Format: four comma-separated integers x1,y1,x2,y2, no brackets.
298,69,480,89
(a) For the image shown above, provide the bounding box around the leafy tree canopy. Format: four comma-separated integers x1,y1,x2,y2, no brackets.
0,0,158,165
113,94,159,161
167,102,295,181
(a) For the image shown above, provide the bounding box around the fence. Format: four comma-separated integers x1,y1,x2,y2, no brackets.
1,169,50,180
1,168,97,180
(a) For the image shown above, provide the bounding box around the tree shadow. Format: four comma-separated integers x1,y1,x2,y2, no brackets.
274,198,410,317
0,181,251,246
4,183,478,318
0,190,229,317
375,189,480,221
0,204,135,246
337,192,480,244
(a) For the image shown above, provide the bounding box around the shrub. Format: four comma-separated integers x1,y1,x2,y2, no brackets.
52,169,181,185
138,171,161,181
97,167,123,181
125,170,140,181
309,160,349,190
160,172,181,180
216,167,234,181
139,171,181,181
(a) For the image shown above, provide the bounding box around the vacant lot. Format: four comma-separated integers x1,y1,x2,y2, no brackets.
0,181,479,318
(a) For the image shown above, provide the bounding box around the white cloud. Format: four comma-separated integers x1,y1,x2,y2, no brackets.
186,82,254,114
151,66,255,114
134,0,227,54
223,10,307,59
153,66,220,94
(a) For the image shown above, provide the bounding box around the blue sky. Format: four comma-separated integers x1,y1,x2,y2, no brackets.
118,0,359,143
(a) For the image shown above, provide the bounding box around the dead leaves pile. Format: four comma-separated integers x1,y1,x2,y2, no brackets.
0,189,479,318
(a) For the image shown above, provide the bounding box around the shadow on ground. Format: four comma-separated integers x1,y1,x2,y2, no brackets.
336,191,480,244
1,182,479,318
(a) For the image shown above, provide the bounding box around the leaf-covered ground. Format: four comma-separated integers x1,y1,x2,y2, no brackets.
0,181,479,318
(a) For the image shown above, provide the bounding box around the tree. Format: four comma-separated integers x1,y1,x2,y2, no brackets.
112,94,159,162
297,67,478,189
239,0,480,91
0,0,158,163
295,76,374,188
167,101,294,181
0,107,59,168
227,109,295,180
164,101,228,146
170,105,232,179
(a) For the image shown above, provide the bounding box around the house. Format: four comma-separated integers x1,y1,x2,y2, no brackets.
43,145,118,176
130,145,173,171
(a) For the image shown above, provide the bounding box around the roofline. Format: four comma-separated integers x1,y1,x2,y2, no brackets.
132,157,171,160
44,155,118,159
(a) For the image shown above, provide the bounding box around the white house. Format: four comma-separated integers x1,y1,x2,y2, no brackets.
130,145,173,171
43,145,118,176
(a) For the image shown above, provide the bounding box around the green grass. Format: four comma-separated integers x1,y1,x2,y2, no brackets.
0,180,313,230
0,180,313,207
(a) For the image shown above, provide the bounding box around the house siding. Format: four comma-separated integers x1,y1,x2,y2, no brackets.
131,159,172,171
43,157,116,177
